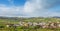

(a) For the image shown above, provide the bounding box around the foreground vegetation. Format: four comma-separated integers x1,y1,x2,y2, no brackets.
0,25,60,31
0,17,60,31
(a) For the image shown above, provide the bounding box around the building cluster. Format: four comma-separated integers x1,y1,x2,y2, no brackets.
19,21,60,28
6,21,60,29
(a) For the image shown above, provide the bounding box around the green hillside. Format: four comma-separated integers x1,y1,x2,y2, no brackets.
0,17,60,31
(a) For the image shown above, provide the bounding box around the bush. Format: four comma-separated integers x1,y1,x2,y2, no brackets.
0,26,5,28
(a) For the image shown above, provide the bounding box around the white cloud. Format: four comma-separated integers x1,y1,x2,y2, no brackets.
23,0,47,17
24,0,42,13
23,0,60,17
0,0,60,17
23,0,42,15
0,4,24,17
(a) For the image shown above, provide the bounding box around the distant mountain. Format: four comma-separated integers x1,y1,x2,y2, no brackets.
52,16,60,18
0,16,19,20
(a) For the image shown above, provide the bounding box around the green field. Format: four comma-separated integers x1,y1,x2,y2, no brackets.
0,17,60,31
0,26,60,31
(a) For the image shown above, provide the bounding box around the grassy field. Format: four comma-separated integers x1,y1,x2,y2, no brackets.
0,19,19,24
0,17,60,31
0,26,60,31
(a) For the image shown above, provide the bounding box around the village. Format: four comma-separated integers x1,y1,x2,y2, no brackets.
6,21,60,29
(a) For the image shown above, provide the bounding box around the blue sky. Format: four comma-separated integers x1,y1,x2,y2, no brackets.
0,0,60,17
0,0,26,6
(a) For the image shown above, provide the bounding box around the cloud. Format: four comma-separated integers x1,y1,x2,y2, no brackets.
23,0,42,16
0,0,60,17
23,0,48,17
23,0,60,17
0,4,24,17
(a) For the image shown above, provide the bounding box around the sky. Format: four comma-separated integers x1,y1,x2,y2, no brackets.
0,0,60,17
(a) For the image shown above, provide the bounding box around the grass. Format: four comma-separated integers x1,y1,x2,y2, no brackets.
0,27,60,31
0,19,19,24
0,23,60,31
0,18,60,31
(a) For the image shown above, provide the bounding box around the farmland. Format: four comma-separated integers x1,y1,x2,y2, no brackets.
0,17,60,31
